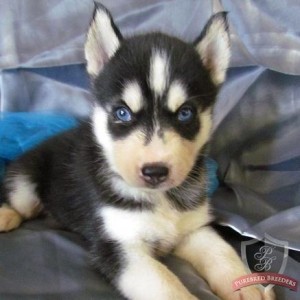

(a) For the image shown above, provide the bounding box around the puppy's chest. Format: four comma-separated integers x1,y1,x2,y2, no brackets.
100,199,210,254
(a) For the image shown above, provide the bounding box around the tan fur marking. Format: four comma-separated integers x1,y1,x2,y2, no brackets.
167,81,187,112
122,81,143,113
0,205,23,232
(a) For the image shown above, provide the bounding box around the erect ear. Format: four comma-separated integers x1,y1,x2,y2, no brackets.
194,12,230,86
85,2,122,77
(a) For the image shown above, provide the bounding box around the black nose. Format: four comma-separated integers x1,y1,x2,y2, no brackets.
141,164,169,186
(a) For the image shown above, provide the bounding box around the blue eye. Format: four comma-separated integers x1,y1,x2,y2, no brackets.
114,106,132,122
177,106,194,122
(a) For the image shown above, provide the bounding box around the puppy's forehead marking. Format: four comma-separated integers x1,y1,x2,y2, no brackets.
167,81,187,112
122,81,143,112
149,50,170,97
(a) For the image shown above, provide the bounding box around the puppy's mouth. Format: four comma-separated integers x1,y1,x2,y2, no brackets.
141,180,174,191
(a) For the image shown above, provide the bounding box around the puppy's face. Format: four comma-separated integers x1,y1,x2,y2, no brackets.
86,4,230,191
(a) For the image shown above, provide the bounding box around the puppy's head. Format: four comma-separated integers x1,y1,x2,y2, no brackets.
86,3,230,192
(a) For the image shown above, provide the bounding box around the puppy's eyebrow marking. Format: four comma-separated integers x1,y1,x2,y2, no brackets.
167,80,187,112
149,50,170,97
122,81,143,113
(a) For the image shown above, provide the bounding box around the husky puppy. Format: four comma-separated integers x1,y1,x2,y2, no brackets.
0,3,275,300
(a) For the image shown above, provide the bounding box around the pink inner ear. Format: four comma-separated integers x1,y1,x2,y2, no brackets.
85,7,121,77
194,13,230,86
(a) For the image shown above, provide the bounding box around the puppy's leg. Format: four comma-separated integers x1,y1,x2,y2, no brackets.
91,241,198,300
174,226,276,300
0,174,42,232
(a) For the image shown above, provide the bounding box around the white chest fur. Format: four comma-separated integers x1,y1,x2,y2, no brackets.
100,196,212,253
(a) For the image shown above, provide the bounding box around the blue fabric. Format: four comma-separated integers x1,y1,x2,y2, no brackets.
0,113,77,186
29,64,89,90
205,158,219,197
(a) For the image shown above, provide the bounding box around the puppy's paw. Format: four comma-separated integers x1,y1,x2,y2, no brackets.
0,206,22,232
226,286,276,300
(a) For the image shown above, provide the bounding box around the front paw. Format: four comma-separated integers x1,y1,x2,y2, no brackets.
0,206,22,232
225,286,276,300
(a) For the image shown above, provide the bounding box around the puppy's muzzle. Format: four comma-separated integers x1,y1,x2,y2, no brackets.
141,163,169,187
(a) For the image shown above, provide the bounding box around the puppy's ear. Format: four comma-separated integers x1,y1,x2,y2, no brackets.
85,3,122,77
194,12,230,86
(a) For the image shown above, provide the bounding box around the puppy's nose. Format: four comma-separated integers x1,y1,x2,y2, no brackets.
141,163,169,186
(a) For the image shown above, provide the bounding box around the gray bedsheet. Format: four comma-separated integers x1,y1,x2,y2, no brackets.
0,0,299,299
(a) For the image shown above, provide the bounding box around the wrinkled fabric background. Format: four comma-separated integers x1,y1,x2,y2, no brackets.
0,0,299,299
